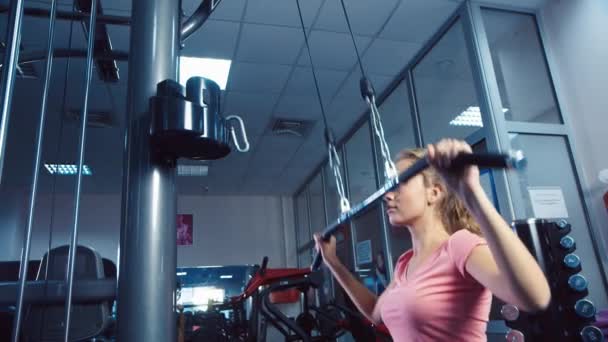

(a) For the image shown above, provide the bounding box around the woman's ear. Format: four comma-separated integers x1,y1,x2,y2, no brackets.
426,182,443,206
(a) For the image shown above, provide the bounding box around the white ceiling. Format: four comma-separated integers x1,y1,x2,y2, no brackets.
0,0,548,196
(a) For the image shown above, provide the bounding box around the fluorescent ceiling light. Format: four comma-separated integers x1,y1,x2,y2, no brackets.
177,165,209,176
449,106,509,127
44,164,92,176
179,57,231,90
220,275,233,279
177,272,187,276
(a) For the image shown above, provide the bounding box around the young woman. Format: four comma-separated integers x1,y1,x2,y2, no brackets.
314,139,551,341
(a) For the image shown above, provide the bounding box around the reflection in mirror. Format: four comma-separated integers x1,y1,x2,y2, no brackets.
323,154,345,222
376,81,417,273
346,122,377,204
308,172,325,245
296,188,311,248
482,9,562,124
378,81,417,156
295,189,310,267
352,204,387,295
413,19,483,145
344,123,388,294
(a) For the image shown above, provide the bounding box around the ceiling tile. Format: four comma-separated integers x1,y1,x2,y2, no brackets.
223,91,279,136
236,24,303,64
380,0,460,43
297,31,372,70
280,167,314,192
274,95,322,120
333,72,394,100
326,98,367,139
314,0,399,36
226,62,292,93
289,127,326,166
478,0,548,8
210,0,247,20
362,39,421,76
410,21,471,81
246,135,304,171
182,20,240,59
282,67,348,103
244,0,323,27
180,0,247,21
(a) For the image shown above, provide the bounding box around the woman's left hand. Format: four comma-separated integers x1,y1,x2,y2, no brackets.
427,139,481,198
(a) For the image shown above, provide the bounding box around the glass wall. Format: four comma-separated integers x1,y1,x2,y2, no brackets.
345,123,388,294
306,172,325,269
345,123,377,204
295,189,310,267
412,18,484,145
477,7,608,306
308,173,326,243
324,157,355,271
324,159,343,221
291,3,608,311
482,9,562,124
378,81,418,157
376,80,417,268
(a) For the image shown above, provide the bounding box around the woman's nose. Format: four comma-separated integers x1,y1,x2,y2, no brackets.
384,191,395,203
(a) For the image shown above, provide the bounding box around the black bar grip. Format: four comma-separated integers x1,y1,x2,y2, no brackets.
450,151,524,170
311,151,524,270
324,127,336,147
359,77,375,102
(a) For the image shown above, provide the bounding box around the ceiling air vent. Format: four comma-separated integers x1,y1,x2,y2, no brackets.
270,118,315,138
65,109,115,128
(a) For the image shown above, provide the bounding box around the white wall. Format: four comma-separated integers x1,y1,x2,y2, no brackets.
540,0,608,257
177,195,296,268
1,193,297,270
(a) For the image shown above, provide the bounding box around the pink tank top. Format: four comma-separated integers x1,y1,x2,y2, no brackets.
378,229,492,342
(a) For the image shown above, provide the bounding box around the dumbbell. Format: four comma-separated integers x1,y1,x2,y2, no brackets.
568,274,589,292
574,298,596,319
563,254,581,270
580,326,604,342
501,304,520,321
556,219,571,231
560,235,575,250
505,329,525,342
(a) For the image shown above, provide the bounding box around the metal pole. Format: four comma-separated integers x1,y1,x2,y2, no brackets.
117,0,179,339
62,0,98,340
0,0,25,185
10,0,58,340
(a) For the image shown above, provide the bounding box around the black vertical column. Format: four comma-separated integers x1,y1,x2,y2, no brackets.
117,0,179,340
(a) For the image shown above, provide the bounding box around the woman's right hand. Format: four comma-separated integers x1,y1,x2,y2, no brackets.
313,233,338,266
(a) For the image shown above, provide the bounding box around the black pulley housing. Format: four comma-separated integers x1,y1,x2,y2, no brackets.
150,77,230,160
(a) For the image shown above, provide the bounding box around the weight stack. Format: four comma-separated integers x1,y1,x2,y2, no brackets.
502,219,604,341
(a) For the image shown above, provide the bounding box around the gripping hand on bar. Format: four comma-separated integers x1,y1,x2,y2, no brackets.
311,145,525,271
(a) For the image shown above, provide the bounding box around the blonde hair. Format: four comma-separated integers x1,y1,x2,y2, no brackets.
395,148,481,236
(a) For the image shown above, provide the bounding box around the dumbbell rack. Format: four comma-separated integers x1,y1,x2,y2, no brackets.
502,219,604,341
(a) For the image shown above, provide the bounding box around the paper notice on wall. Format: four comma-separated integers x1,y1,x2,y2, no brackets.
528,186,569,219
356,240,372,266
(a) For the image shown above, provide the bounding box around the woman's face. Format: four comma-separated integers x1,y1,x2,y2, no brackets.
384,159,432,227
